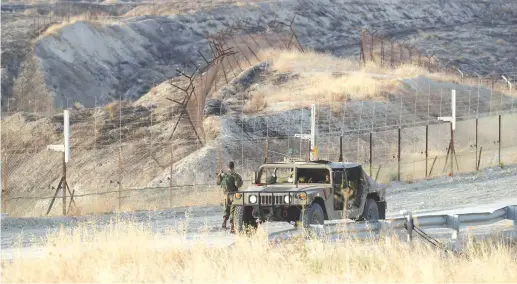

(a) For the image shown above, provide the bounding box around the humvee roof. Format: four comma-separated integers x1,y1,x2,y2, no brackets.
260,160,361,169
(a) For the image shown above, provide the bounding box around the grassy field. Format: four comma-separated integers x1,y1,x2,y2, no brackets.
2,220,516,282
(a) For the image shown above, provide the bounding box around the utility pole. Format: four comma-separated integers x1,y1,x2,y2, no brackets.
438,90,459,176
295,104,319,161
46,110,76,215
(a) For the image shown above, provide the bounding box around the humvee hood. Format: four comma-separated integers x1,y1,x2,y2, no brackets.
241,184,329,193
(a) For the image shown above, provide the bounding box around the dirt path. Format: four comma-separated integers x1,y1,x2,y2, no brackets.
2,165,516,260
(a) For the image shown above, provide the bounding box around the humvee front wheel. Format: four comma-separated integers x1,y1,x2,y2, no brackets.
233,206,257,234
360,198,379,221
301,203,324,228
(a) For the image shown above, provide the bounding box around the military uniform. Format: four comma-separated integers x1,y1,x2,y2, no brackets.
217,170,243,231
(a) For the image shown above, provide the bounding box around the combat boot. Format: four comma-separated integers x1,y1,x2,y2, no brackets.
229,219,235,234
222,216,228,229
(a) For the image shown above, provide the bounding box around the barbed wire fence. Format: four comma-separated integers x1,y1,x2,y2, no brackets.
360,29,516,93
1,14,517,217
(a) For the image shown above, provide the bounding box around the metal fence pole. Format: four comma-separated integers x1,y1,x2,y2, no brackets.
339,136,343,162
170,145,173,207
425,125,428,178
398,128,401,182
62,152,67,216
475,118,478,170
370,132,373,177
499,114,501,166
450,123,454,176
2,154,7,214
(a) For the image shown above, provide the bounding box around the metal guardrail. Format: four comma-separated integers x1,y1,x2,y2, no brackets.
269,205,517,247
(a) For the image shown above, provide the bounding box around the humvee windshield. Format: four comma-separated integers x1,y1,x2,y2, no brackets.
257,166,331,185
259,167,295,184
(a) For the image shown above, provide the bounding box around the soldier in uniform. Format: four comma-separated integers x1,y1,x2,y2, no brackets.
216,161,243,233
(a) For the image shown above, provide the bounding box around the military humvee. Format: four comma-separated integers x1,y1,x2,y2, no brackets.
228,159,387,233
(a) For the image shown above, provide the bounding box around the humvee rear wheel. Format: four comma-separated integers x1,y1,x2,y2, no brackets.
233,206,257,234
301,203,324,228
360,198,379,221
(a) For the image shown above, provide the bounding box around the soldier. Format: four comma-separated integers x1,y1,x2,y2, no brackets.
216,161,243,233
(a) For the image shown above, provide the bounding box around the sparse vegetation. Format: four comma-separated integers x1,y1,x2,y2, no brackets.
251,49,459,109
104,101,119,120
11,56,53,114
243,93,267,113
2,220,516,282
39,12,118,39
73,102,84,110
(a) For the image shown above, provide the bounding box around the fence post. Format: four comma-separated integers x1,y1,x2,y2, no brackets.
425,125,428,178
2,154,6,214
477,147,483,171
170,145,174,207
428,156,437,178
398,128,401,181
62,152,67,216
339,136,343,162
475,118,478,170
264,138,269,163
498,114,501,166
369,132,373,177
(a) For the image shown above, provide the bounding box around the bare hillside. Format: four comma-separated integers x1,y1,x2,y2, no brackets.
3,49,516,216
4,0,516,111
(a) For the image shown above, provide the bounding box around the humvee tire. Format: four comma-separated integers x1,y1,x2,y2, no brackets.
301,203,325,228
377,201,387,219
233,206,257,234
360,198,379,221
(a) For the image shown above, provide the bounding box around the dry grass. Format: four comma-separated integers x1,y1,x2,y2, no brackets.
123,3,179,17
251,49,456,110
122,0,258,17
39,12,118,39
202,116,222,141
2,219,516,282
243,93,267,113
103,101,120,120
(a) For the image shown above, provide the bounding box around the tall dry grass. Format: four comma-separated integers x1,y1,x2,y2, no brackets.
39,12,119,39
2,219,516,282
249,50,457,111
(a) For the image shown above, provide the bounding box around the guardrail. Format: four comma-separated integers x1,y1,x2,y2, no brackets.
269,205,517,248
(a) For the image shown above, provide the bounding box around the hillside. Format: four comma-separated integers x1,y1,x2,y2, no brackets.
3,0,517,111
3,49,517,217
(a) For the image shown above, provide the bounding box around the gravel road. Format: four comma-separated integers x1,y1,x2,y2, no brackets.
2,165,516,260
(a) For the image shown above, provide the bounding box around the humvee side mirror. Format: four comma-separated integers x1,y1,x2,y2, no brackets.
253,171,258,184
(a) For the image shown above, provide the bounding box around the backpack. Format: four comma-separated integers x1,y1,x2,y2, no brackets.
223,172,238,192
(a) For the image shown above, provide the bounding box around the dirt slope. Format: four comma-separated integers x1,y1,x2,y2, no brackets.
8,0,516,110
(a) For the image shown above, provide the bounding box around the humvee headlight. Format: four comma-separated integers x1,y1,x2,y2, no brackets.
297,192,307,200
249,195,257,204
234,192,242,199
284,195,291,203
